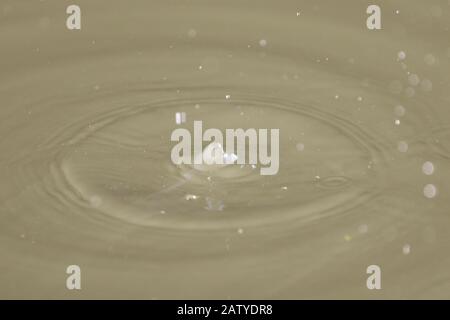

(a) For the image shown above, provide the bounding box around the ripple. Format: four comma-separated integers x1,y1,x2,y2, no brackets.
2,0,449,298
37,94,388,231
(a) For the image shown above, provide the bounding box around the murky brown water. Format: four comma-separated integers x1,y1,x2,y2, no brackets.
1,0,450,299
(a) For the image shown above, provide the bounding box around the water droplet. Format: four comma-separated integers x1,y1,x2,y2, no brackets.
397,51,406,61
187,28,197,38
422,161,435,175
402,244,411,255
259,39,267,47
296,143,305,151
423,184,437,199
394,105,406,117
185,194,198,201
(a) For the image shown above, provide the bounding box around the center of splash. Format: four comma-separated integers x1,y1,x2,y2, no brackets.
193,142,238,171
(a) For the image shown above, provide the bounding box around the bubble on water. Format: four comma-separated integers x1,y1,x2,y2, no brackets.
225,94,231,100
357,96,363,102
282,186,288,191
397,141,408,153
408,74,420,86
402,244,411,255
422,161,435,175
424,53,437,66
397,51,406,61
89,195,102,208
420,79,433,92
423,184,437,199
389,80,403,94
237,228,244,235
259,39,267,47
296,143,305,151
187,28,197,38
395,119,401,126
296,11,301,16
394,105,406,117
358,224,368,234
160,210,166,214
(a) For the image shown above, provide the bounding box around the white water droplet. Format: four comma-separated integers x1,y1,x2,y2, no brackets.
402,244,411,255
422,161,435,175
185,194,198,201
397,51,406,61
423,184,437,199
